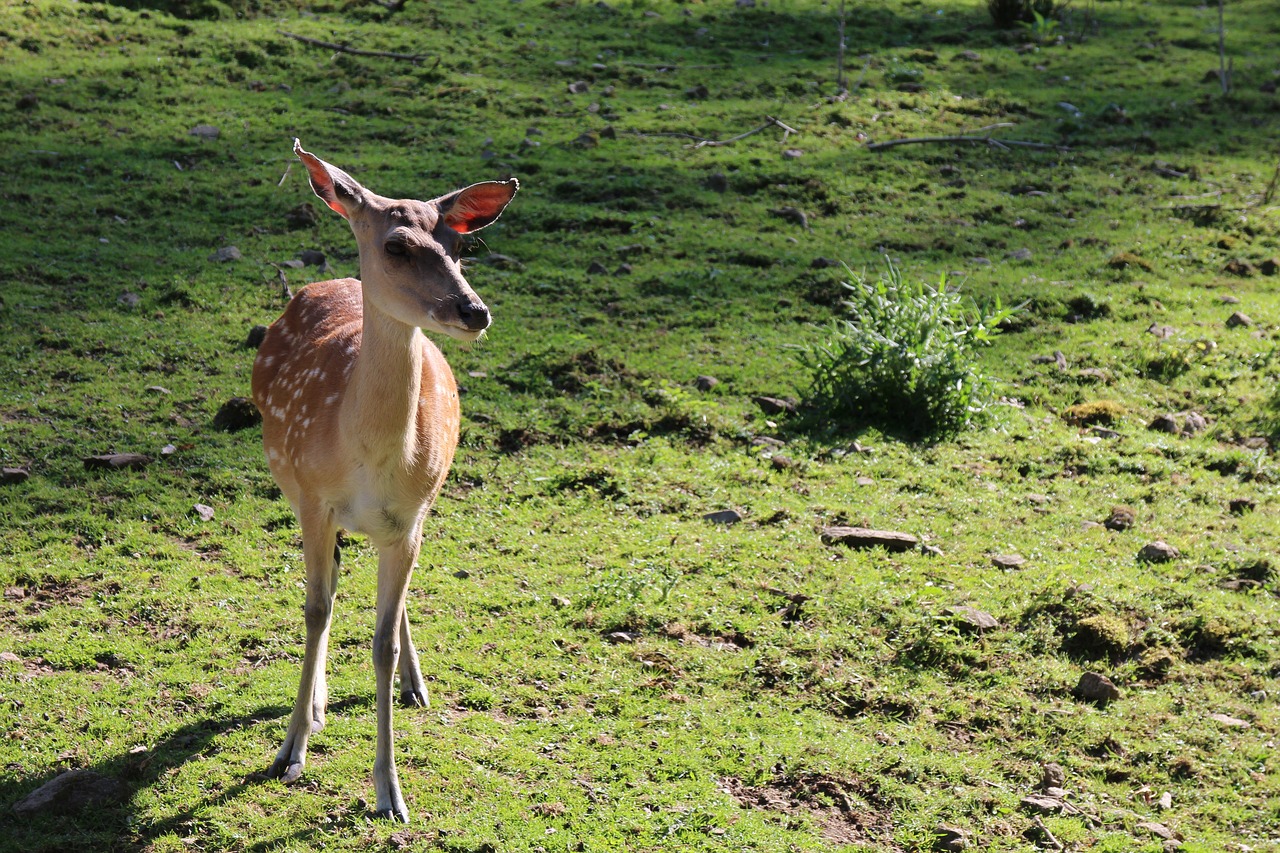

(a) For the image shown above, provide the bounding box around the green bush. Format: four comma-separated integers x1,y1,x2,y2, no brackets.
796,260,1018,438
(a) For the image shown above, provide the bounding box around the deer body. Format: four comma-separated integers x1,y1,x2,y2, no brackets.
251,141,517,822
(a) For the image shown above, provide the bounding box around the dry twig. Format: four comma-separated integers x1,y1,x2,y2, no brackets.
866,123,1068,152
625,116,799,148
278,30,437,64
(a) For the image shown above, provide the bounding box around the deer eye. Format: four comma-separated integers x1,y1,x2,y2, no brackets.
384,241,409,258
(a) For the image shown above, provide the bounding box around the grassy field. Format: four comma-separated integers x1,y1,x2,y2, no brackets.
1,0,1279,850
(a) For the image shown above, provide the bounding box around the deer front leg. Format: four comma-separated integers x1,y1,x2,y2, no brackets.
269,510,338,784
397,605,429,708
371,536,420,822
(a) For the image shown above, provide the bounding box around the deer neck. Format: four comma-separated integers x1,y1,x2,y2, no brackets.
341,287,424,467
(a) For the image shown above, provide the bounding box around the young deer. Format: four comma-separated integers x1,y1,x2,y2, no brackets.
251,140,517,822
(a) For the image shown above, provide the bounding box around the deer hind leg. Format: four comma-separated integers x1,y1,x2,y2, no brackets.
269,505,339,784
397,605,429,708
371,535,420,822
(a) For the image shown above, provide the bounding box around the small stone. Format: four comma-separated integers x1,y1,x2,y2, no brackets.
969,256,992,266
704,172,729,192
769,455,794,471
694,375,719,391
810,257,840,269
1137,541,1179,563
586,261,609,276
1104,506,1136,531
1149,414,1179,434
955,50,981,62
605,631,636,644
1228,498,1256,515
991,554,1026,570
477,253,523,269
212,397,261,432
189,124,220,139
753,396,796,415
1137,822,1175,841
452,569,470,579
1107,252,1154,271
1225,311,1253,328
1260,258,1279,276
1007,247,1033,261
567,80,590,94
1039,763,1065,790
161,444,177,456
768,206,809,228
12,769,127,816
1,467,30,485
856,476,875,486
1019,793,1065,815
781,148,804,159
84,453,151,471
1208,712,1250,729
1147,323,1176,338
1157,791,1173,810
117,291,141,308
703,509,743,525
946,605,999,631
146,385,171,395
1076,671,1121,702
1077,367,1109,382
821,527,919,552
932,825,969,851
1219,294,1241,304
299,249,326,267
284,202,318,229
0,650,20,663
685,84,709,99
209,246,241,263
1223,259,1256,277
613,263,632,276
550,595,571,608
193,504,215,522
1182,412,1207,435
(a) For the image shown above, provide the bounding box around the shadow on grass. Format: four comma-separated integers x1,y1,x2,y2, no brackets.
0,696,379,853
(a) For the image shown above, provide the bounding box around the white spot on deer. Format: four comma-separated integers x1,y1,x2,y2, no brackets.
325,393,339,405
262,355,275,367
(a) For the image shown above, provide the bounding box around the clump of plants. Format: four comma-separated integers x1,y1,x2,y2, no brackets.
987,0,1061,29
796,260,1019,438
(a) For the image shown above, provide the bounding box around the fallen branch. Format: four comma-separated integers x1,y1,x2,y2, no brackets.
866,123,1068,152
278,30,437,64
623,115,799,148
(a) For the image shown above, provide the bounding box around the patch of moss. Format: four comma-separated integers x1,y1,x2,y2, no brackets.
1063,400,1127,426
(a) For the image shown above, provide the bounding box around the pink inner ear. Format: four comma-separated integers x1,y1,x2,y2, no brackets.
297,149,348,218
444,183,516,233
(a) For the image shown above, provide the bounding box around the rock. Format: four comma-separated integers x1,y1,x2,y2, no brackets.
781,148,804,159
1104,506,1136,531
586,261,609,276
1007,247,1033,261
1228,498,1256,515
12,769,127,816
83,453,151,471
1147,323,1176,338
704,172,729,192
1,467,30,485
246,324,268,349
955,50,981,62
298,249,326,267
769,455,793,471
1075,671,1121,702
1039,763,1065,791
810,257,840,269
477,253,523,269
208,245,241,263
613,263,632,276
17,93,38,110
605,631,636,644
1260,258,1279,276
1208,712,1250,729
932,825,969,851
991,554,1025,570
213,397,261,432
1107,252,1154,271
189,124,220,139
1137,541,1179,563
1137,821,1175,841
1148,414,1179,434
1225,311,1253,328
753,396,796,415
117,291,141,308
768,206,809,228
685,84,709,99
920,544,945,558
703,509,743,525
1182,412,1207,435
945,605,999,631
193,504,215,522
1220,294,1241,304
284,202,318,229
161,444,177,456
550,595,571,608
1019,793,1065,815
856,476,875,486
969,256,992,266
452,568,470,579
0,651,20,663
820,526,919,552
1223,259,1256,277
1158,791,1173,810
567,80,590,94
1077,367,1109,382
146,385,171,395
694,375,719,391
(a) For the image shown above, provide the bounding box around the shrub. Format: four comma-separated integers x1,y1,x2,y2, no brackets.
796,260,1018,438
988,0,1061,29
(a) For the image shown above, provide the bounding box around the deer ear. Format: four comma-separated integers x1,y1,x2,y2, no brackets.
293,139,365,219
437,179,519,234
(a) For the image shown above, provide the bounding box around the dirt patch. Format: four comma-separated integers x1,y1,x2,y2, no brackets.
6,577,94,612
721,771,897,848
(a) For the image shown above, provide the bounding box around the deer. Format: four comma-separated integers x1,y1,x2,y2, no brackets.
250,139,517,822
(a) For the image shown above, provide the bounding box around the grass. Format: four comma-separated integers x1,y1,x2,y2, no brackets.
1,0,1279,850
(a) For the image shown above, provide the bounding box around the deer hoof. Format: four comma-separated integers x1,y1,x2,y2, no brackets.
399,688,428,708
269,759,306,784
375,807,410,824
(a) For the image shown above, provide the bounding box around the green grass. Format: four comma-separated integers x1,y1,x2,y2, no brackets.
2,0,1279,850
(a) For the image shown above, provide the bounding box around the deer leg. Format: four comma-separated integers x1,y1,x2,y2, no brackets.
371,536,419,822
269,508,338,784
397,605,429,708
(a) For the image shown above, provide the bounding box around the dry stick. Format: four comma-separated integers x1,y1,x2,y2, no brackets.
835,0,848,96
278,30,437,64
626,116,799,148
277,160,293,188
866,123,1068,152
1263,153,1280,204
1217,0,1231,95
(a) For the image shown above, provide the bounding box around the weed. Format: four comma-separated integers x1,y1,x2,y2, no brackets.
796,260,1019,438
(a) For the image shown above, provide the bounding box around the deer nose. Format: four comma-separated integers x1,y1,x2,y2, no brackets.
457,300,490,331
